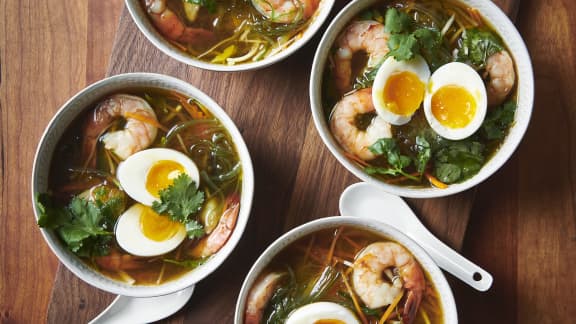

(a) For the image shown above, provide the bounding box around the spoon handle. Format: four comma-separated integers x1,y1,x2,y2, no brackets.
414,228,493,291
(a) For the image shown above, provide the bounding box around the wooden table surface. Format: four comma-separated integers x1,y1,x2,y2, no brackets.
1,0,575,323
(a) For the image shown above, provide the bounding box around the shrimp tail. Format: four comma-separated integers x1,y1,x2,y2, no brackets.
402,289,423,324
189,194,240,258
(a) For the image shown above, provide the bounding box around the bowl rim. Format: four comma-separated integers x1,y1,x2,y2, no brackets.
31,72,255,297
124,0,336,71
234,216,458,323
309,0,534,198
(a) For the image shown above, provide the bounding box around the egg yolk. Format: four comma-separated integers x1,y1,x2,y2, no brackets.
146,160,185,197
431,85,476,128
314,320,346,324
382,71,425,116
139,206,183,242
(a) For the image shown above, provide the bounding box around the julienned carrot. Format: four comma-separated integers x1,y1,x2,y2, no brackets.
325,227,343,266
345,152,369,167
467,7,484,26
340,270,368,324
379,289,404,324
425,173,449,189
124,111,168,132
170,92,206,120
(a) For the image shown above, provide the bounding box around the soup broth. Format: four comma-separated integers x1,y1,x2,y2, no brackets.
142,0,320,64
323,0,518,188
245,226,443,324
38,88,242,285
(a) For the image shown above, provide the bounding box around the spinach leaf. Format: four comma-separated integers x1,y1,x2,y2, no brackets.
481,100,516,140
433,140,485,184
414,136,431,174
164,257,208,269
457,28,504,68
264,266,339,324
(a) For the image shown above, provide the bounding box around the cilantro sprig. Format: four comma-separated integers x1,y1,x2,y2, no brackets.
152,173,206,239
354,8,448,89
36,186,124,257
457,28,504,68
365,138,419,181
384,8,444,64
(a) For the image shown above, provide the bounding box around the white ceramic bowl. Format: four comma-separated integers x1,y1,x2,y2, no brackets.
31,73,254,297
234,216,457,323
310,0,534,198
125,0,335,71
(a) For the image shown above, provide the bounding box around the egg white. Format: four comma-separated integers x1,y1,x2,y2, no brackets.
285,302,360,324
372,55,430,125
423,62,487,140
115,203,186,257
116,148,200,206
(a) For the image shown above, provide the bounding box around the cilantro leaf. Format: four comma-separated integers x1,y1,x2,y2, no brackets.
185,220,206,239
36,193,69,228
481,101,516,140
36,194,116,257
383,7,444,65
457,28,504,68
366,138,419,181
384,8,412,33
388,33,419,61
152,173,206,239
414,28,441,50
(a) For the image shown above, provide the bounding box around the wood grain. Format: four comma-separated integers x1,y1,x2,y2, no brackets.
44,0,515,323
455,1,576,322
4,0,576,323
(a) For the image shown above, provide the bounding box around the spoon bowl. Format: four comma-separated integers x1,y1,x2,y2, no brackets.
89,286,195,324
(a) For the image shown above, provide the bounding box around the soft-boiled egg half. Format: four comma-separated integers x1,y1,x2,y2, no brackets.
423,62,487,140
372,55,430,125
115,203,186,256
285,302,360,324
117,148,200,206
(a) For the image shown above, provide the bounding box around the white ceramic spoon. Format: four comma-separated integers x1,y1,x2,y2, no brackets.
88,285,195,324
339,182,493,291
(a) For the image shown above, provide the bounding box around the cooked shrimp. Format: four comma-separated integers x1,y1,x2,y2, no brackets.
245,272,285,324
145,0,214,44
352,242,425,324
485,50,516,106
189,194,240,258
252,0,319,24
82,94,158,165
94,251,147,271
333,20,390,95
330,88,391,161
